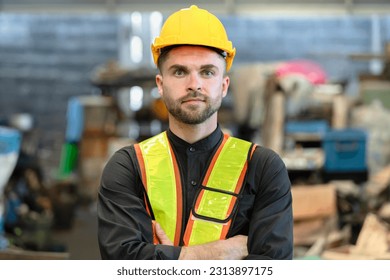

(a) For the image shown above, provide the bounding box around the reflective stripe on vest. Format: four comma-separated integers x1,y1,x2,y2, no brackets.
134,132,183,246
134,132,252,246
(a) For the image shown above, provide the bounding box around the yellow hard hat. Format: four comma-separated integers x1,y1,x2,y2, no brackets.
151,5,236,71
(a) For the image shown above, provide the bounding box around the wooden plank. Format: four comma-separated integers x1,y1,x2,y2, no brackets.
332,95,349,129
294,218,325,246
261,91,285,154
293,218,329,246
370,165,390,188
351,213,389,257
292,184,337,221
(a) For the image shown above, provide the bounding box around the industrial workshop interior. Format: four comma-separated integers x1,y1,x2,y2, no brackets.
1,0,390,260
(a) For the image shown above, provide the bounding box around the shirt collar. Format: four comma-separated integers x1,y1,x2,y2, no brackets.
167,125,223,153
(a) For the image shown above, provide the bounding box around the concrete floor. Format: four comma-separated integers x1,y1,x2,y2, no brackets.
51,203,101,260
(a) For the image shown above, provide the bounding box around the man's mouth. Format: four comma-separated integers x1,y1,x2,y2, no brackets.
182,98,204,103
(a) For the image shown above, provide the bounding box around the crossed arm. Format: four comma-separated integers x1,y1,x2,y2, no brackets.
98,146,293,260
154,222,248,260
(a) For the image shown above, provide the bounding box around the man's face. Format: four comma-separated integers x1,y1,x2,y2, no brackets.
156,45,229,125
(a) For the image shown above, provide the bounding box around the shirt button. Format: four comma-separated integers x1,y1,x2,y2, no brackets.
191,180,197,186
189,147,195,152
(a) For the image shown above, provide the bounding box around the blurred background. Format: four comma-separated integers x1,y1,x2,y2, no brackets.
1,0,390,260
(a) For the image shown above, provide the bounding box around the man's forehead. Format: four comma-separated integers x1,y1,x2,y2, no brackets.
169,45,220,56
165,46,225,66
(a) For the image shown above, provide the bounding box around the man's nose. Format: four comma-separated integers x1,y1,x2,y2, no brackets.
187,72,202,92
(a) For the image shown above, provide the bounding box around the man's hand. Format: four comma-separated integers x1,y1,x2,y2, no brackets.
153,221,248,260
179,235,248,260
154,221,173,245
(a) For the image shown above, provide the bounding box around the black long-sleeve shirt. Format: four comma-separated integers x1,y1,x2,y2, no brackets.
97,126,293,259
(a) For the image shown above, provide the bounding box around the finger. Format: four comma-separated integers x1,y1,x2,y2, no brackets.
155,222,173,245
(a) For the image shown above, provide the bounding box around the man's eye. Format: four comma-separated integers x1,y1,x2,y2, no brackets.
202,70,214,77
174,69,185,76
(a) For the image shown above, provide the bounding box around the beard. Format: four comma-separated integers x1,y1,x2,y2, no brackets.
162,90,222,125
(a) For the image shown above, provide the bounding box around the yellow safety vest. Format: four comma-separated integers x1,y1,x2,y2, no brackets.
134,131,254,246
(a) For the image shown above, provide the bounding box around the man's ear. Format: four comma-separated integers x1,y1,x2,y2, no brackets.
222,75,230,98
156,74,163,97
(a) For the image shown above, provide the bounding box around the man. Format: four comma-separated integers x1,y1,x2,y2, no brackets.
97,5,293,260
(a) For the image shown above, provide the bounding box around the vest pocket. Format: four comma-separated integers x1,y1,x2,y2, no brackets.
191,185,241,224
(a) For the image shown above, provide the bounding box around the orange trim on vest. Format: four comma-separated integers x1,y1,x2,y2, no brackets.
134,144,147,188
250,144,257,159
182,214,194,246
168,143,183,246
134,144,153,218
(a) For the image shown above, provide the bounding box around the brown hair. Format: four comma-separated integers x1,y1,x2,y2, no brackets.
157,45,227,74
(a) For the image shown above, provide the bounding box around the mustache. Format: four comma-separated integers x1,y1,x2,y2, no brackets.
180,90,206,102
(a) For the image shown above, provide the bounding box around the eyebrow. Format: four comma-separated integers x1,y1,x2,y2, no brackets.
167,64,219,72
200,64,219,71
168,64,187,72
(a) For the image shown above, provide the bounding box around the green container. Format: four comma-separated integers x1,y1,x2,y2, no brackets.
58,142,78,179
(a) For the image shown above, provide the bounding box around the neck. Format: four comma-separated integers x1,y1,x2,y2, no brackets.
168,115,218,144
